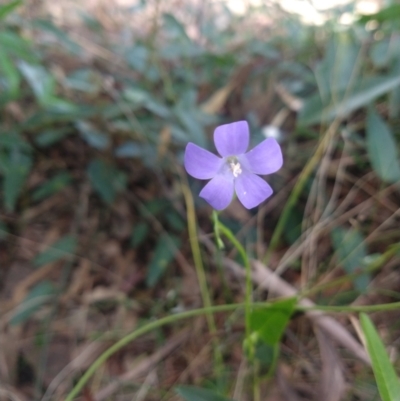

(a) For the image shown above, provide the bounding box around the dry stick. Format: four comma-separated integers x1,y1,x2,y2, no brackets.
94,329,190,401
224,258,371,366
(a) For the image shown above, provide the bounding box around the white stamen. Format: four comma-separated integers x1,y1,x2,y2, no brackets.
230,162,242,178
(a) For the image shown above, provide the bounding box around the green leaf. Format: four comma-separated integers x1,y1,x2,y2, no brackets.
370,39,392,68
32,19,82,55
123,87,171,118
175,386,235,401
75,120,110,150
1,151,32,212
87,159,127,204
33,235,77,268
331,227,370,292
360,313,400,401
0,48,20,99
298,74,400,126
0,0,22,20
0,32,37,62
249,297,297,346
125,45,149,73
0,132,31,151
35,128,72,147
366,109,400,183
64,68,101,93
114,141,157,167
146,234,181,287
10,281,56,325
17,61,55,105
32,172,72,201
130,222,149,248
315,33,361,101
163,13,191,43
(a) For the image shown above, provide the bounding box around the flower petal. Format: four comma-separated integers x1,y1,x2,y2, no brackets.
184,143,223,179
199,173,234,210
214,121,249,157
240,138,283,175
234,172,273,209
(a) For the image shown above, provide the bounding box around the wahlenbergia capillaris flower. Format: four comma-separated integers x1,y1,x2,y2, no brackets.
184,120,283,210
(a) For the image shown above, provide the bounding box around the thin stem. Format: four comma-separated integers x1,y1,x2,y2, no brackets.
181,183,223,374
215,220,252,342
64,300,400,400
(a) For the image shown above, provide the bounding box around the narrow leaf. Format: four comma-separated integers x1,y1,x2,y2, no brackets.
0,0,22,20
366,109,400,183
2,151,32,212
360,313,400,401
331,227,370,292
299,74,400,126
87,159,127,204
146,235,181,287
10,281,55,325
33,235,77,268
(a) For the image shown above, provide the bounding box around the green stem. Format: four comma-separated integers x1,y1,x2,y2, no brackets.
65,300,400,400
181,184,223,374
213,219,252,346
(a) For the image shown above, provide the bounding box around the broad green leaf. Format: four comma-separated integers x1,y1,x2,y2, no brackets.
123,87,171,118
64,68,101,93
249,297,297,346
360,313,400,401
23,104,97,129
366,110,400,183
174,105,207,148
114,142,157,167
32,19,82,55
75,120,110,150
162,13,191,43
331,227,370,292
146,235,181,287
0,0,22,20
10,281,56,325
165,210,185,232
0,32,37,62
114,141,144,158
130,222,149,248
17,61,55,105
0,132,31,151
35,128,72,147
2,151,32,212
32,172,72,201
175,386,235,401
298,74,400,126
87,159,127,204
33,235,77,268
0,48,20,99
125,45,149,73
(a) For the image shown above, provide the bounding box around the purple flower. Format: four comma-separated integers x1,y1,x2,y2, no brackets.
184,120,283,210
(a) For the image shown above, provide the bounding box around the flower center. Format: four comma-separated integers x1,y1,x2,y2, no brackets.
230,162,242,177
226,157,242,178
